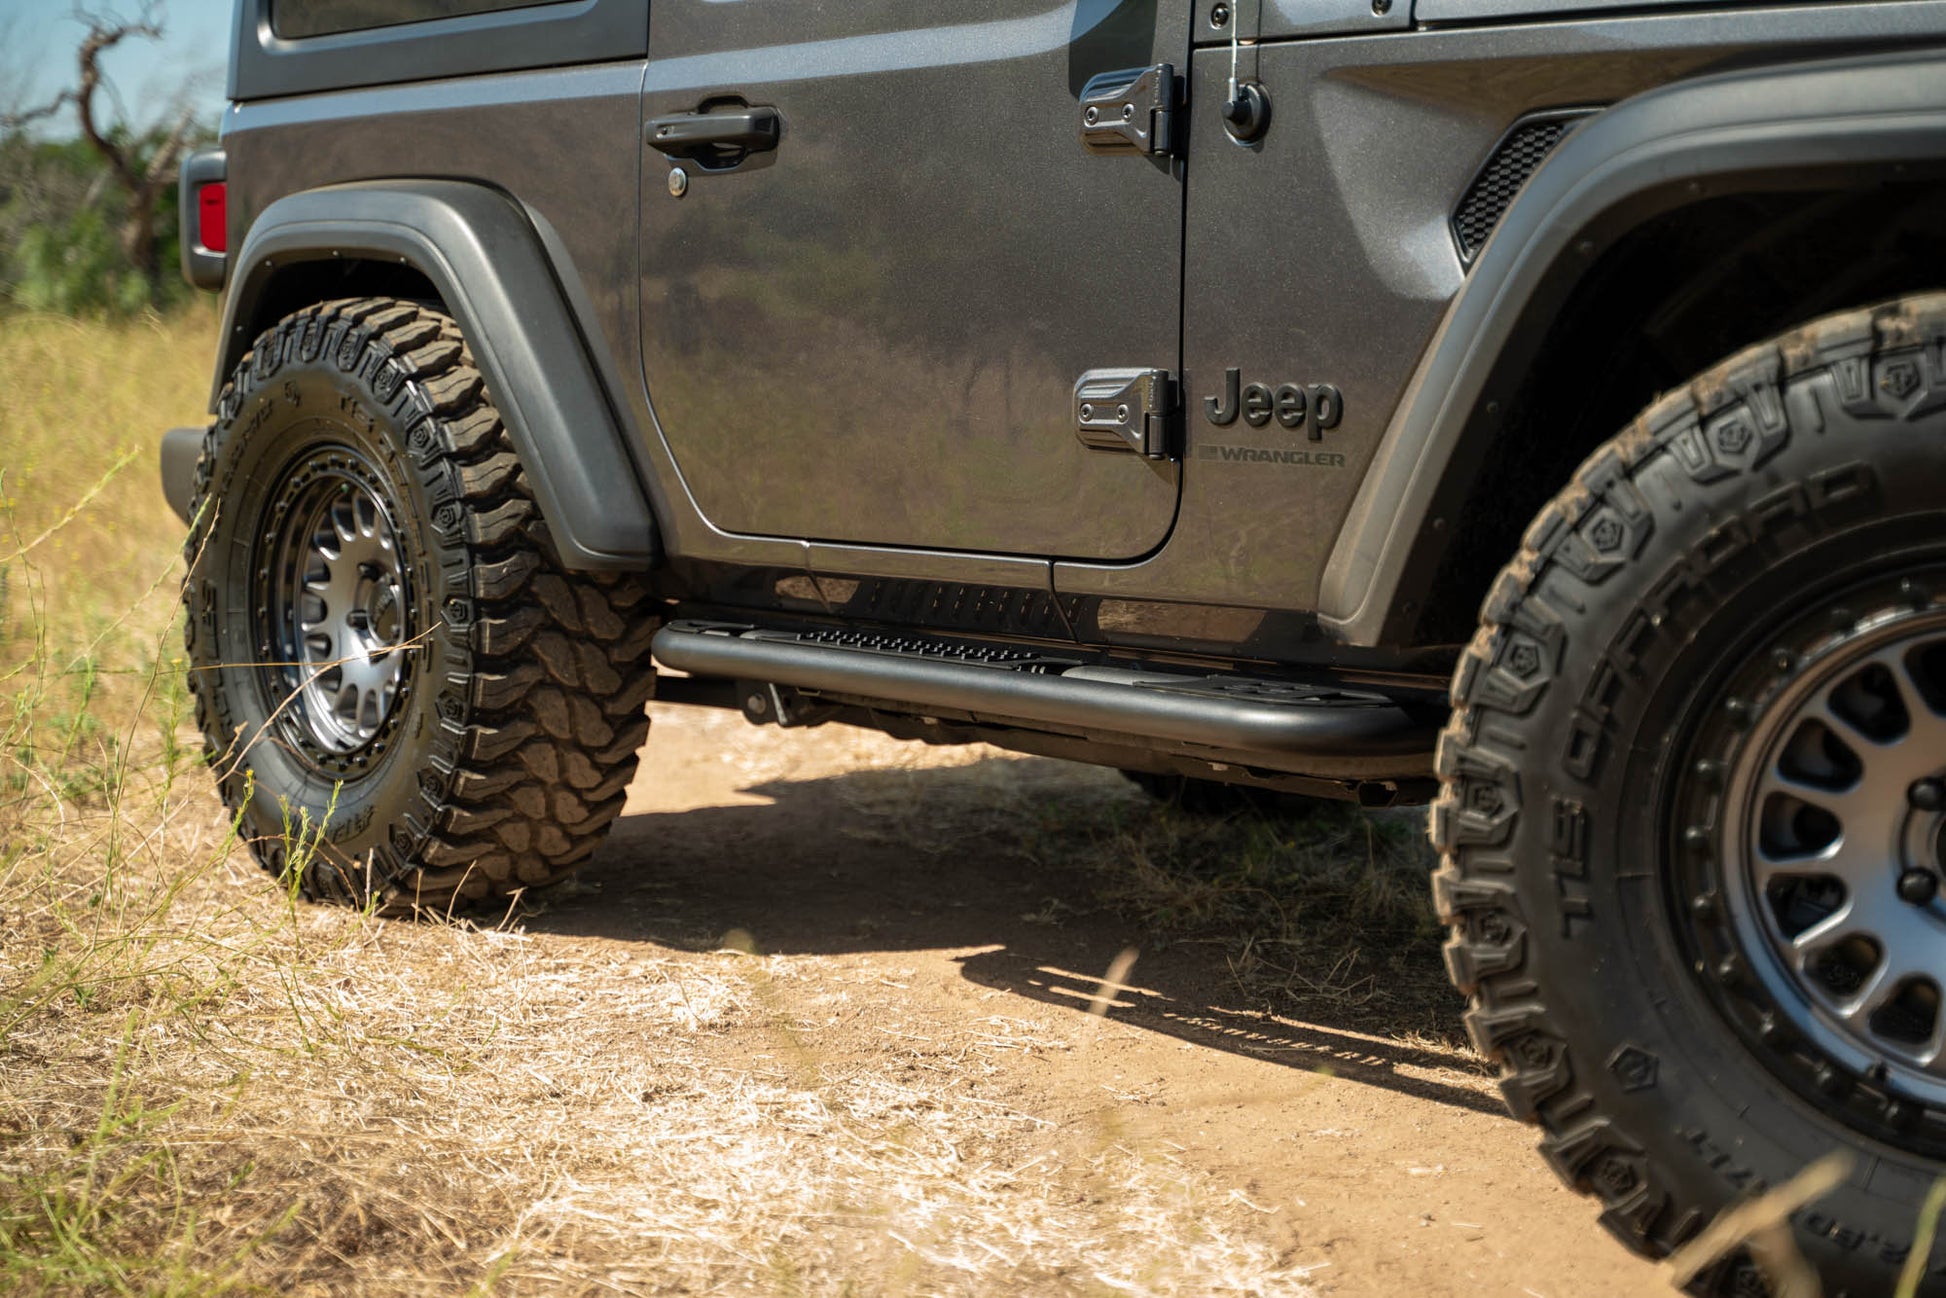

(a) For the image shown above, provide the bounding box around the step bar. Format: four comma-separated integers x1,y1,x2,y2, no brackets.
650,621,1435,760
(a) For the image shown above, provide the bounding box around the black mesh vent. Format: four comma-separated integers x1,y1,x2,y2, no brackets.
763,627,1079,670
1452,111,1591,266
841,578,1079,640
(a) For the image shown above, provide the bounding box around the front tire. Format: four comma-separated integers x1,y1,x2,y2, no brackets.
1434,295,1946,1294
184,298,656,912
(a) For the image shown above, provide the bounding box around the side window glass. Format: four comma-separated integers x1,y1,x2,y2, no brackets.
272,0,567,40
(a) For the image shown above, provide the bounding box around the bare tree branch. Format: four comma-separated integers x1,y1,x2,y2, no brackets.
0,92,77,135
13,3,192,288
142,107,195,188
72,11,165,194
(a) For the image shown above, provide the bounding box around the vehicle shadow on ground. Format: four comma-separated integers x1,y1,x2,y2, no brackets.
524,755,1502,1118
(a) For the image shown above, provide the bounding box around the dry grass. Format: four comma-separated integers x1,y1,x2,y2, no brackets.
0,311,1314,1295
1026,796,1455,1045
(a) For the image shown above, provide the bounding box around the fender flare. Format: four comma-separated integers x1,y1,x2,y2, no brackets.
1318,49,1946,646
212,179,656,569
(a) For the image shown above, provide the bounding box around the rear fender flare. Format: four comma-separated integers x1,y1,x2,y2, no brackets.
213,179,656,569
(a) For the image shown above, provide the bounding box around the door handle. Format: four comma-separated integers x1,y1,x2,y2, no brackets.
647,106,781,165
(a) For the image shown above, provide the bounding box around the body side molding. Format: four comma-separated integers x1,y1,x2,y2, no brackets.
212,180,656,569
1319,49,1946,646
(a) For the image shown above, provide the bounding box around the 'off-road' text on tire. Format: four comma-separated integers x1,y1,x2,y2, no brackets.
1436,295,1946,1295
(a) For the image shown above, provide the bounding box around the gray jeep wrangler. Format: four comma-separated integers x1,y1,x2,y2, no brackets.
163,0,1946,1289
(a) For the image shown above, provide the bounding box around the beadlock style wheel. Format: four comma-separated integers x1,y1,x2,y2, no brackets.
1679,578,1946,1137
258,452,417,768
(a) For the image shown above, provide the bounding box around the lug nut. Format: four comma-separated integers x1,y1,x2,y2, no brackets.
1898,869,1940,906
1910,778,1946,812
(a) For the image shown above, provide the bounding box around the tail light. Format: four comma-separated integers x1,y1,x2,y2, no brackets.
197,181,227,254
179,147,228,291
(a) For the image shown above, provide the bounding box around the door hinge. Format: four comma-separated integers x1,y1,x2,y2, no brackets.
1079,65,1181,158
1075,369,1178,459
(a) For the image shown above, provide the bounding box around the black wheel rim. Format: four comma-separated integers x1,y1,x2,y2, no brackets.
256,448,418,772
1675,562,1946,1148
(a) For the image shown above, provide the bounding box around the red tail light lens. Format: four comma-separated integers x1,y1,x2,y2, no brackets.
198,182,227,254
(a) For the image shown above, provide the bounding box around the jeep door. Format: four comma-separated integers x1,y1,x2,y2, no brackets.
638,0,1186,561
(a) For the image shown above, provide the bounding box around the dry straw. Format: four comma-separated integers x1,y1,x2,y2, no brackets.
1,312,1314,1294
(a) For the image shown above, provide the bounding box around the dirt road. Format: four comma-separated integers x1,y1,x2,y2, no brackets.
524,701,1669,1297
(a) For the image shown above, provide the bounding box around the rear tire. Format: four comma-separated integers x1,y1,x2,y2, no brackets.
1433,294,1946,1295
183,297,656,913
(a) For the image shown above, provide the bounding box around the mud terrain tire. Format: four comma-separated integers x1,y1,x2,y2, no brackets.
1434,295,1946,1295
183,297,656,912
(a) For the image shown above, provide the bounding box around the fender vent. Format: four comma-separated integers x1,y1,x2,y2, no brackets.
1452,109,1595,267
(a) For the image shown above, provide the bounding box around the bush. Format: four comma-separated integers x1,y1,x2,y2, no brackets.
10,204,159,315
0,130,195,317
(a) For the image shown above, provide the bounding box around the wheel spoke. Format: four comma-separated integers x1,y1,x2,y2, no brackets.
335,648,391,698
330,498,357,549
1753,838,1829,883
1808,690,1942,801
1759,768,1875,833
1807,694,1889,755
1790,876,1910,955
1878,643,1946,752
331,679,360,740
303,563,360,629
1790,910,1845,964
1918,1014,1946,1076
1754,829,1885,891
1835,905,1937,1024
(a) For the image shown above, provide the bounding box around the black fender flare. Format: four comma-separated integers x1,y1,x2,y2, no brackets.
212,179,656,569
1318,49,1946,646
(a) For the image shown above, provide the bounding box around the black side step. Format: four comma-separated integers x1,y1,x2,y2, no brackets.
650,621,1434,759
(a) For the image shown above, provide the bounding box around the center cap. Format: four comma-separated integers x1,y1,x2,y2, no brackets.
368,580,401,649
